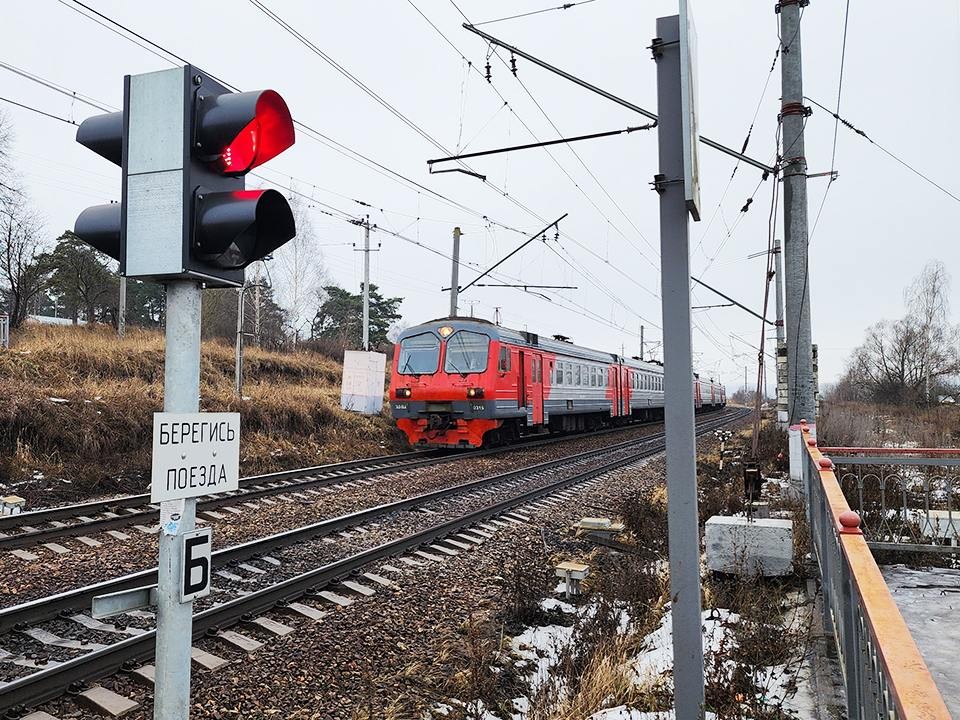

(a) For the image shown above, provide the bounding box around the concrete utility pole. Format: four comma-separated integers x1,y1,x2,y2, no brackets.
450,226,462,317
235,286,245,397
778,0,815,427
153,281,201,720
654,8,706,717
362,215,370,351
118,277,127,338
253,263,262,347
640,324,645,360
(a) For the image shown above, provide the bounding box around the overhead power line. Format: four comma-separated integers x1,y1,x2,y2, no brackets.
806,96,960,205
474,0,599,27
0,96,77,125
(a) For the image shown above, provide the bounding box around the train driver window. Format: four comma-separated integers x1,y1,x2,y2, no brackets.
498,346,511,373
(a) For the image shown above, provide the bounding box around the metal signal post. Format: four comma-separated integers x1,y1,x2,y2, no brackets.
74,65,298,720
654,6,706,717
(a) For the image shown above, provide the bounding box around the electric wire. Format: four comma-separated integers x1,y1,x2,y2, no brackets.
473,1,599,27
805,96,960,206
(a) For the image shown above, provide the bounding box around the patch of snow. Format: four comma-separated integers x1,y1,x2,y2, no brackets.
590,709,718,720
512,622,575,691
540,598,576,614
632,607,739,686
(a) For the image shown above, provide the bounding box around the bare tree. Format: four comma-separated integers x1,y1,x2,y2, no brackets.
274,192,325,345
905,260,953,401
844,261,960,404
0,111,15,206
0,196,47,327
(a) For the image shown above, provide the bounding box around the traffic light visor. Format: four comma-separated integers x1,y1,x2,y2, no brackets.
195,188,295,269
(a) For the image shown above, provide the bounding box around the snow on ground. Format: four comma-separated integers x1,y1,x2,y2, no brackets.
590,709,718,720
632,607,739,685
881,564,960,716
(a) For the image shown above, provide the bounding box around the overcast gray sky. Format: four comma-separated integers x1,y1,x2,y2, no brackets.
4,0,959,389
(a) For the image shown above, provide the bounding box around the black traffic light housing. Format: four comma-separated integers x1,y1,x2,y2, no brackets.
73,65,296,287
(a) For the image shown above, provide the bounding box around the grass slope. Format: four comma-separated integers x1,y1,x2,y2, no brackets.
0,325,406,503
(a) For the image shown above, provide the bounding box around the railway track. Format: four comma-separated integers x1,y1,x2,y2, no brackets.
0,413,712,552
0,408,746,715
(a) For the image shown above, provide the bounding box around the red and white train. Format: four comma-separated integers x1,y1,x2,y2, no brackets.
389,318,725,448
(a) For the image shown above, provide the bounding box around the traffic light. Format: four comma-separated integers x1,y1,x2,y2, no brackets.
73,65,297,287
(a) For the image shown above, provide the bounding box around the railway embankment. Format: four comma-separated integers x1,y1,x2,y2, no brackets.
0,325,406,504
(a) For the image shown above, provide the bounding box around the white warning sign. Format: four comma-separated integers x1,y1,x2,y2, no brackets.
151,412,240,503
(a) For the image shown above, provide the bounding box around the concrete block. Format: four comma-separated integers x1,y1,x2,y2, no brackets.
191,647,229,670
75,535,102,547
705,515,793,577
130,664,155,686
42,543,71,555
283,602,327,621
363,572,394,587
216,629,264,653
77,685,139,717
105,530,130,541
10,549,39,561
341,580,375,597
22,712,61,720
317,590,353,607
248,616,294,636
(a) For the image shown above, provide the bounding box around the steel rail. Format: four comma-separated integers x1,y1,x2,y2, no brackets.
0,409,745,714
0,413,714,549
0,411,741,633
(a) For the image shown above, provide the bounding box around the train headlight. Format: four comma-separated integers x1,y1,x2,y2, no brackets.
466,387,485,398
396,387,412,398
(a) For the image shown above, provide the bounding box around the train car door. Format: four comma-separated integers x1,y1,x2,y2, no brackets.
518,350,527,410
530,353,544,425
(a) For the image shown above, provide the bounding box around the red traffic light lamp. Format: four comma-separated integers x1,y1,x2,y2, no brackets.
197,90,295,175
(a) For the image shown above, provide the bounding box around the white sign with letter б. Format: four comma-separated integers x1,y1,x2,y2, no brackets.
151,412,240,503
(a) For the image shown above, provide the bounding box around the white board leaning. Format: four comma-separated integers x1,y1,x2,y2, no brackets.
679,0,701,221
151,412,240,503
341,350,387,415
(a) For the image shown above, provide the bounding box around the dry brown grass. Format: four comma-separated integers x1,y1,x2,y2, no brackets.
819,399,960,447
0,324,405,502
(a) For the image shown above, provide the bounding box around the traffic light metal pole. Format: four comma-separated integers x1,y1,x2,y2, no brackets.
450,226,461,317
655,14,706,718
154,280,201,720
362,216,370,352
118,277,126,338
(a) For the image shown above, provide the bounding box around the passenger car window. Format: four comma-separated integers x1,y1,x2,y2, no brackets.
397,333,440,375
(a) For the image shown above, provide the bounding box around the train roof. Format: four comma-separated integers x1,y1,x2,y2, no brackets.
397,317,673,375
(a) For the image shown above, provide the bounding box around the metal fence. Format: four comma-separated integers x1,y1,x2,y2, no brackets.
803,428,950,719
823,447,960,552
0,314,8,349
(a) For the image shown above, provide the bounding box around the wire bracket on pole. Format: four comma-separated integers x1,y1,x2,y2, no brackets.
779,101,812,120
774,0,810,14
651,173,682,195
428,165,487,182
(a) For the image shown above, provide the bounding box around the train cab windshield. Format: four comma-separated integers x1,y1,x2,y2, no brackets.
397,332,440,375
443,330,489,375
